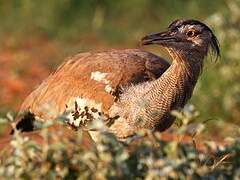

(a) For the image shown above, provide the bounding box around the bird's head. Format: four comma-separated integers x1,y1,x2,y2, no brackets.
141,19,220,61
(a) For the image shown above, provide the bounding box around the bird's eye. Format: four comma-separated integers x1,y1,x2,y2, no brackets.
186,30,196,37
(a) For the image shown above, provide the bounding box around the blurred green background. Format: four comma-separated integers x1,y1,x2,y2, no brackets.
0,0,239,132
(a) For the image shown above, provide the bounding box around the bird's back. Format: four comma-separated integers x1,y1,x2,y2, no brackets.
17,49,169,130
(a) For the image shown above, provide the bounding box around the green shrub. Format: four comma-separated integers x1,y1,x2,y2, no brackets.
0,107,239,179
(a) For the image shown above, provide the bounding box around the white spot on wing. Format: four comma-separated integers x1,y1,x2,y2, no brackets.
90,71,114,94
105,84,114,93
91,71,109,84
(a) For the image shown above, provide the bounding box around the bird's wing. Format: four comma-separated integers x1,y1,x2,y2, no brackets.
17,49,170,127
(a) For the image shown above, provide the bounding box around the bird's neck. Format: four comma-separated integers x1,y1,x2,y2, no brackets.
163,48,204,87
138,49,204,130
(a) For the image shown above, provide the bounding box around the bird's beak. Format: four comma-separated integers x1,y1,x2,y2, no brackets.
141,31,177,46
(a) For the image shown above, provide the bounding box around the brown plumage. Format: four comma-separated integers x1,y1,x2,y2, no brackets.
15,19,220,139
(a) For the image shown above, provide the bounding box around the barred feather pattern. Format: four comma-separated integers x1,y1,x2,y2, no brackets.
109,49,204,138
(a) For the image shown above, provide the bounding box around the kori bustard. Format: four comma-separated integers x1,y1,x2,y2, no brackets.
15,19,220,139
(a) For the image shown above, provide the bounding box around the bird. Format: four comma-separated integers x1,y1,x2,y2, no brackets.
14,19,220,140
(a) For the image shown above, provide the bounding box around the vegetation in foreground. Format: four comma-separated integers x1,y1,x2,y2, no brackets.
0,106,239,179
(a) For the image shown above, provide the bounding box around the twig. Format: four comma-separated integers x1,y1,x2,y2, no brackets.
211,154,231,170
